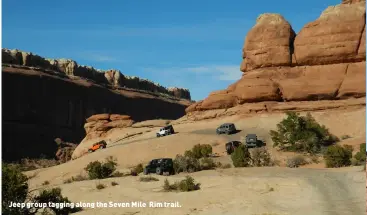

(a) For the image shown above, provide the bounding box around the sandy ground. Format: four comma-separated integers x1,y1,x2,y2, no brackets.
26,108,366,215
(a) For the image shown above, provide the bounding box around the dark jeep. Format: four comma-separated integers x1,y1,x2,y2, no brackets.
216,123,236,135
143,158,174,175
225,141,242,155
245,134,259,148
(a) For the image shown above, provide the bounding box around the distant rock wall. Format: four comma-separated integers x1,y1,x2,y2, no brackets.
2,65,191,161
2,48,191,100
187,0,366,112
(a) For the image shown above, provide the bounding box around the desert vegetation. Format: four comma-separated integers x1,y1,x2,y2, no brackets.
174,144,217,173
2,163,81,214
270,112,339,154
163,176,200,192
230,145,274,167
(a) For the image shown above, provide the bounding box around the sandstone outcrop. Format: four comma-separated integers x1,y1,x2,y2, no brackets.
187,0,366,113
2,64,192,161
2,49,191,100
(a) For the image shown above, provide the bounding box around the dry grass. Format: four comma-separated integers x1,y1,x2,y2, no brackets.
96,183,106,190
139,176,159,182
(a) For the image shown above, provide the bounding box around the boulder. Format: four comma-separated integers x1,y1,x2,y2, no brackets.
109,114,131,121
294,2,366,65
241,13,296,72
86,114,110,123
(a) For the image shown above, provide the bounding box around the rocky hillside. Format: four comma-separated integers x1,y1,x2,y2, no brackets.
3,48,191,100
2,50,192,161
186,0,366,112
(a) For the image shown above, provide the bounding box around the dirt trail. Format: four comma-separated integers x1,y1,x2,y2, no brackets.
25,108,365,215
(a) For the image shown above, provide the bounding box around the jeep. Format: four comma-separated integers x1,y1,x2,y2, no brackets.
216,123,236,135
143,158,174,175
225,141,242,155
245,134,258,148
88,140,107,153
156,125,175,137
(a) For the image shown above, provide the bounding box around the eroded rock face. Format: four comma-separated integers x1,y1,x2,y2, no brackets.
2,66,191,161
241,13,296,72
187,0,366,113
2,48,191,100
294,1,366,65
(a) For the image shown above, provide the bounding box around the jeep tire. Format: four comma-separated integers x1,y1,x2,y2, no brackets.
88,149,93,153
156,167,162,175
143,168,149,175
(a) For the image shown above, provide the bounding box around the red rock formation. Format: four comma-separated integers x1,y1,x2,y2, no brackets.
2,65,192,161
187,0,366,113
2,49,191,100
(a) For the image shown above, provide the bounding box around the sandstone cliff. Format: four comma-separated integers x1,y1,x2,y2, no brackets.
3,48,191,100
187,0,366,113
2,53,192,161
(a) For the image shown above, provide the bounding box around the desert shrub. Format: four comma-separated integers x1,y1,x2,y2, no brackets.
221,163,232,169
177,176,201,192
163,179,177,191
251,147,273,167
353,143,366,165
2,163,29,215
270,112,338,153
173,154,201,173
96,183,106,190
9,158,60,171
34,187,82,214
163,176,200,192
111,181,119,186
85,157,117,179
139,176,159,182
199,157,216,170
42,180,50,186
341,135,351,140
131,163,144,175
111,171,125,177
189,144,213,159
311,155,320,164
324,145,352,168
286,155,308,168
231,145,251,167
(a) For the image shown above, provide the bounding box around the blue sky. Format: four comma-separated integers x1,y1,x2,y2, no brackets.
3,0,340,101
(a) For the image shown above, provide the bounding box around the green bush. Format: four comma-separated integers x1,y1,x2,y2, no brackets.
85,157,117,179
163,179,177,191
324,145,353,168
199,157,216,170
231,145,251,167
173,154,201,173
131,163,144,175
189,144,213,159
2,163,29,215
286,155,308,168
353,143,366,165
251,147,273,167
34,187,82,214
177,176,201,192
163,176,200,192
270,112,338,153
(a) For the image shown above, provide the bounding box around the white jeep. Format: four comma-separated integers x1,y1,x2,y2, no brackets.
156,125,174,137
